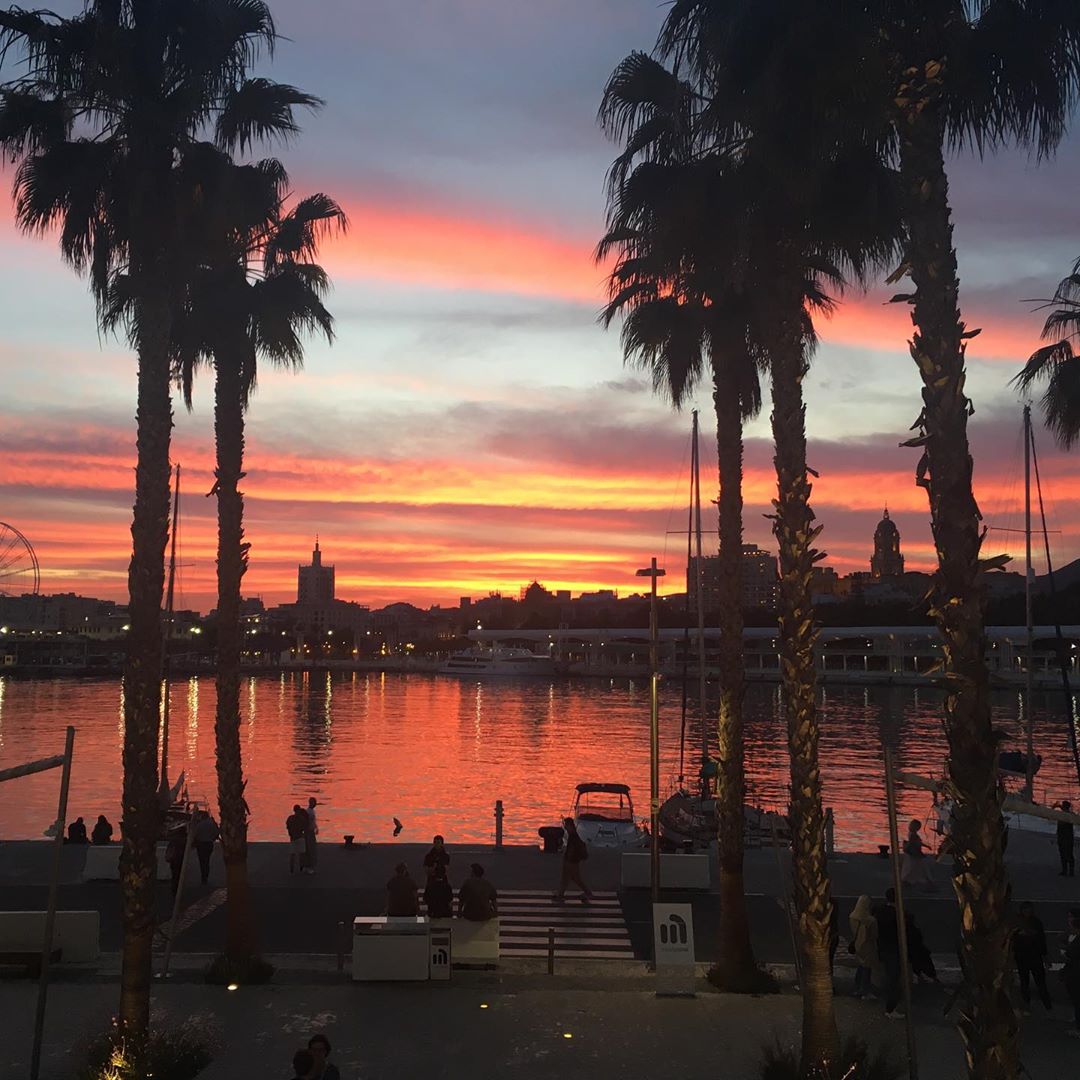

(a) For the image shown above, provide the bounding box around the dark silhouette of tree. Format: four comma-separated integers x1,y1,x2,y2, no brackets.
0,0,318,1042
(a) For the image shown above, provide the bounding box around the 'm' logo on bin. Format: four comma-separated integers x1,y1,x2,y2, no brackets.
659,913,687,946
432,947,449,966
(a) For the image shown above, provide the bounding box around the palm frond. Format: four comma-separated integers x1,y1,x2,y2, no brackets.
215,78,323,153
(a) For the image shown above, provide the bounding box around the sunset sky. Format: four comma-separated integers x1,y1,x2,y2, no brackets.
2,0,1079,613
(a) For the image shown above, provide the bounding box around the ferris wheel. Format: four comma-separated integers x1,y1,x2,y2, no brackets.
0,522,40,597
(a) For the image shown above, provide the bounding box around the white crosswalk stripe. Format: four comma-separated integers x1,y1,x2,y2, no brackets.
418,889,635,960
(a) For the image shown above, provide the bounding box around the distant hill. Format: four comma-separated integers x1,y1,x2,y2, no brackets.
1036,556,1080,593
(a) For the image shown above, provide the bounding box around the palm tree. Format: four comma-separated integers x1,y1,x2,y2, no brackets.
634,10,902,1069
0,0,318,1040
166,147,344,972
597,53,770,992
1016,258,1080,447
656,5,1080,1073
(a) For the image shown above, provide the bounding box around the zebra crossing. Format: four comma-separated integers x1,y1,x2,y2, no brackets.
494,889,634,960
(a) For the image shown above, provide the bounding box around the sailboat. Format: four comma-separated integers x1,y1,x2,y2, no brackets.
657,412,789,850
999,404,1080,830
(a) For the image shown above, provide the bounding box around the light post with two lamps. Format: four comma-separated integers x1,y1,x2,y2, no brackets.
636,558,665,903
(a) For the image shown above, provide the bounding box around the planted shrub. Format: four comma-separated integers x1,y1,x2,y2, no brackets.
80,1017,217,1080
205,952,275,985
760,1039,903,1080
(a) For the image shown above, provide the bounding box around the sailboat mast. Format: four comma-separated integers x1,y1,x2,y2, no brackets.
1024,406,1035,801
159,463,180,799
692,411,709,782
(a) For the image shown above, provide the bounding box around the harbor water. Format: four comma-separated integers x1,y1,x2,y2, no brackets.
0,673,1076,851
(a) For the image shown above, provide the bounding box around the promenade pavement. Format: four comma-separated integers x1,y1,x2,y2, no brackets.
2,832,1077,968
4,973,1080,1080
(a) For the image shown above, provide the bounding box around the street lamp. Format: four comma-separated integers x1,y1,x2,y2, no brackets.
637,557,665,904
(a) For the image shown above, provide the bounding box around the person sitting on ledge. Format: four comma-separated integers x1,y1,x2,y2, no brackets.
91,814,114,845
459,862,498,922
424,862,454,919
386,862,419,917
66,816,88,844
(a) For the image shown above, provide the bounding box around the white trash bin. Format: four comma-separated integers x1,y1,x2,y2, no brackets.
352,917,430,981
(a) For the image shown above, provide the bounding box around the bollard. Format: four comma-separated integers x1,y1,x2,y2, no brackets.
825,807,835,858
337,921,345,975
547,927,555,975
494,800,504,849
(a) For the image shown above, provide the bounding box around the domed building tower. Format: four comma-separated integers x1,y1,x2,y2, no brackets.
870,508,904,579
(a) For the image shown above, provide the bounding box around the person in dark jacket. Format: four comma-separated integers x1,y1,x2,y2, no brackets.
164,828,187,897
289,1048,315,1080
1013,901,1052,1011
423,834,450,880
556,817,591,903
91,815,113,845
386,863,419,917
1061,908,1080,1037
192,809,219,885
902,905,938,984
66,817,88,844
424,862,454,919
459,863,498,921
872,888,903,1019
1057,801,1076,877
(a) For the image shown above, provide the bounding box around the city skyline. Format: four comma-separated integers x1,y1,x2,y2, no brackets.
2,0,1079,612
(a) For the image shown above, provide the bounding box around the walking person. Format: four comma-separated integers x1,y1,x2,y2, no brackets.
905,906,939,985
287,804,308,875
165,827,187,897
424,862,454,919
900,819,933,890
459,863,498,921
1056,801,1076,877
304,796,319,874
307,1034,340,1080
1013,901,1053,1013
872,888,903,1019
1060,907,1080,1038
192,809,219,886
556,817,591,904
849,894,879,999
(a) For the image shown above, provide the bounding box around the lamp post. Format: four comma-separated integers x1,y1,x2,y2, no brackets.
637,558,666,903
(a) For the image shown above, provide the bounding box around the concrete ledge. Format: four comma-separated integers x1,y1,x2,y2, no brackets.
81,844,170,882
620,852,710,890
431,917,500,964
0,910,100,962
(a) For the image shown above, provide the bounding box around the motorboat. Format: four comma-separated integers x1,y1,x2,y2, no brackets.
570,783,648,849
440,645,556,677
659,786,790,850
998,749,1042,777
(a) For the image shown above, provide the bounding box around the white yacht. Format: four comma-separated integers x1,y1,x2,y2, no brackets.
569,783,648,849
440,645,556,677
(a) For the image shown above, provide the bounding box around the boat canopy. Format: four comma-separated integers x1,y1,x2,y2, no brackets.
575,782,631,795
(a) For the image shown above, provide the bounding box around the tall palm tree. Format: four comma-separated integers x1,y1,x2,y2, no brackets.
0,0,318,1039
657,6,1080,1074
645,9,902,1069
1016,258,1080,447
597,53,769,992
167,147,344,972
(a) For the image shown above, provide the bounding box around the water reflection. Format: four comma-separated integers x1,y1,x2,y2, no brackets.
0,675,1076,849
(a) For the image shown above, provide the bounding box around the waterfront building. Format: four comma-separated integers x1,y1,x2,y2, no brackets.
870,508,904,578
688,544,779,612
298,538,335,604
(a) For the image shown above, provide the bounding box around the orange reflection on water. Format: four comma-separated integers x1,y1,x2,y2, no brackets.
0,674,1075,850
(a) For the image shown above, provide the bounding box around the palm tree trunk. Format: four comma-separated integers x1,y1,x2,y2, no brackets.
214,351,258,963
710,369,761,989
899,107,1017,1080
769,320,837,1074
117,293,172,1038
